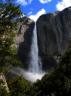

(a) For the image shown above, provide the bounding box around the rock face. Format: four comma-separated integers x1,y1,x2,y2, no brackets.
36,7,71,70
37,7,71,55
18,7,71,70
18,21,35,69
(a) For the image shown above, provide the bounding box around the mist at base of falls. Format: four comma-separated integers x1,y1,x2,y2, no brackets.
11,67,45,82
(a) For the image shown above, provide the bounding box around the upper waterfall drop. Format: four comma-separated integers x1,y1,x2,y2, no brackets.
29,22,42,73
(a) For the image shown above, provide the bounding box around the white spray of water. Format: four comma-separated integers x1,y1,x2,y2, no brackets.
29,22,42,73
11,67,45,82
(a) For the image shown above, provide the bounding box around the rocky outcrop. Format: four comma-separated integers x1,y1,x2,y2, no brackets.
0,73,9,93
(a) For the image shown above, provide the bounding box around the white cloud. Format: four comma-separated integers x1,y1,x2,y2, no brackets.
27,9,33,16
29,9,46,21
56,0,71,11
39,0,52,4
28,11,33,15
16,0,33,6
2,0,6,2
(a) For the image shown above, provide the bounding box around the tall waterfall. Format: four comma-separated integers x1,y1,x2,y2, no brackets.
11,22,45,82
29,22,42,73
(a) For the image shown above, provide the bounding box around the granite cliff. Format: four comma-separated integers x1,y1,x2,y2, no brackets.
36,7,71,70
18,7,71,70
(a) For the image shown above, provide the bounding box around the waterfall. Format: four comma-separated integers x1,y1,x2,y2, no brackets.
29,22,42,73
11,22,45,82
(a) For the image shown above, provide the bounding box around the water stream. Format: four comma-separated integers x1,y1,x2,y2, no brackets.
29,22,42,73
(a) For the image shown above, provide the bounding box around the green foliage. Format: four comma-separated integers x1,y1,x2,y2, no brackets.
0,1,22,72
59,47,71,78
0,79,10,96
0,85,10,96
8,76,32,96
32,46,71,96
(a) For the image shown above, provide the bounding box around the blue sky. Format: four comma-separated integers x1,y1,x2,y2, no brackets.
0,0,71,21
18,0,58,15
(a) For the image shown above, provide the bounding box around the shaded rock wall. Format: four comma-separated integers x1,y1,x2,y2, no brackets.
37,7,71,56
36,7,71,70
18,22,35,69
